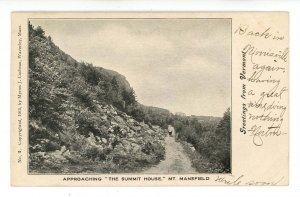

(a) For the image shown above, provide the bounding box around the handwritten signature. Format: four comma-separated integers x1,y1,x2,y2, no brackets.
248,120,287,146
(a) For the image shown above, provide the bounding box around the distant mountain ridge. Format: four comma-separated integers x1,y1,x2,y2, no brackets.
190,115,222,122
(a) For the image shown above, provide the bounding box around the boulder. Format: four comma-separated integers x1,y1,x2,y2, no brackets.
47,150,66,161
111,120,119,126
100,125,109,133
108,105,118,115
31,144,43,152
131,126,142,132
96,144,104,151
137,136,144,141
108,127,114,133
121,140,132,152
40,139,49,144
120,128,127,136
127,137,137,143
127,119,135,124
127,132,134,138
95,136,101,142
100,115,108,121
190,147,196,152
96,104,102,109
86,133,97,146
113,144,127,155
140,122,149,129
101,138,108,144
108,135,116,144
119,112,128,119
152,125,160,129
114,116,125,124
146,129,154,135
132,144,141,154
61,146,67,153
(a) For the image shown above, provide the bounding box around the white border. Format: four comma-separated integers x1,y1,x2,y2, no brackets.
1,0,300,196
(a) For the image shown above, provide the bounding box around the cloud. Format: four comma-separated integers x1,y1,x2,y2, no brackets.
94,24,174,54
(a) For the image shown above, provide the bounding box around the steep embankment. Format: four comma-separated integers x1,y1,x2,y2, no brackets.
28,23,166,173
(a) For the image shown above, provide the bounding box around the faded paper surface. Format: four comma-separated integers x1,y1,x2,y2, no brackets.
11,12,289,186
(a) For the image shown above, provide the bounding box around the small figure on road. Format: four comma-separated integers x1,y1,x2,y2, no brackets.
168,125,175,137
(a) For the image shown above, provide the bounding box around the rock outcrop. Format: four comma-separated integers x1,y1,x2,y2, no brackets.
29,102,166,173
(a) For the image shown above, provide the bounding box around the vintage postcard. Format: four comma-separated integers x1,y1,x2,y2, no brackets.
11,12,289,186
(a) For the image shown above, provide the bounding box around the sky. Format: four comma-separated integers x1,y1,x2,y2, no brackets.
30,19,231,117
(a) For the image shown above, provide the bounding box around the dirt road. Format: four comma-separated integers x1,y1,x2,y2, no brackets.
144,135,197,174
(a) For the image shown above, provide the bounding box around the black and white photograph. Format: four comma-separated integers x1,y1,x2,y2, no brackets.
28,18,231,174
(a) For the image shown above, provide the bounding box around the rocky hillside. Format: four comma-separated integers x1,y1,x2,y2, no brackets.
30,102,166,173
28,23,166,173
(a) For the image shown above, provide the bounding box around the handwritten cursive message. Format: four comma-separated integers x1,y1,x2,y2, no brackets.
235,25,288,146
215,174,284,186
